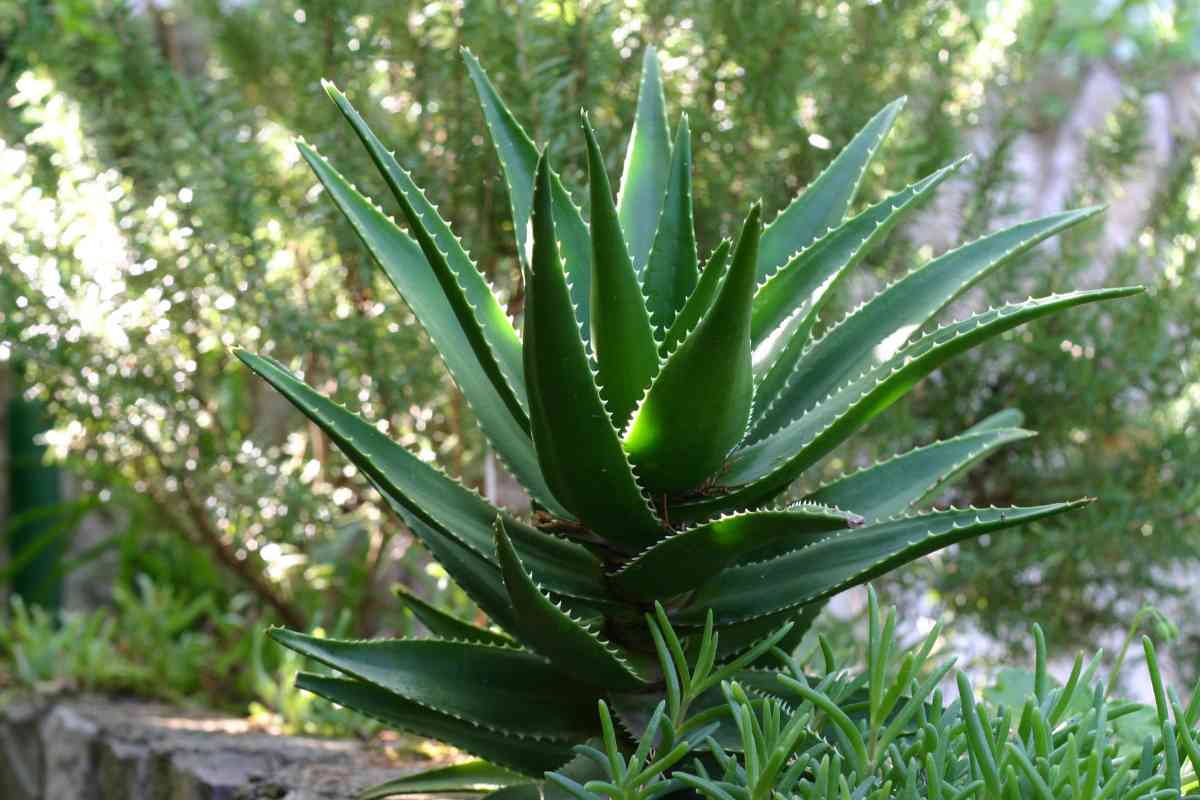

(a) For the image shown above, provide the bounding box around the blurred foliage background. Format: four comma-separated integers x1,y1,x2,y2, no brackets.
0,0,1198,722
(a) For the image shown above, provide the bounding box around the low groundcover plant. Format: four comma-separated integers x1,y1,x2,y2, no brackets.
233,47,1141,797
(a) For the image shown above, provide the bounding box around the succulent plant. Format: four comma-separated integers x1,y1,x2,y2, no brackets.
235,47,1139,797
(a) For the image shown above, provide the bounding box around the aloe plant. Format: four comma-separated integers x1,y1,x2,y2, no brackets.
235,47,1139,797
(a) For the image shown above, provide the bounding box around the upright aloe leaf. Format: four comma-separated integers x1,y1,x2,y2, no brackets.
618,47,672,275
660,238,730,356
462,48,593,338
756,98,905,283
753,206,1104,438
295,143,560,513
609,504,863,601
804,424,1034,523
323,81,527,423
496,520,648,690
644,116,699,331
675,501,1089,627
524,154,663,546
624,206,761,492
583,113,659,426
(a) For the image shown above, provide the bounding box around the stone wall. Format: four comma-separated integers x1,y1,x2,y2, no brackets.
0,693,430,800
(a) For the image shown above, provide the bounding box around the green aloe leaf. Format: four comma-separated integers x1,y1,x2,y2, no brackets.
753,206,1104,437
618,46,672,275
660,238,730,357
756,98,905,283
393,584,513,647
273,631,600,739
676,286,1141,519
323,82,527,423
624,205,761,492
358,761,532,798
496,520,648,690
583,113,659,426
462,48,593,339
750,158,965,409
295,143,561,514
524,154,663,547
964,407,1025,433
804,424,1034,523
644,115,699,331
237,352,605,604
608,504,863,601
675,501,1090,627
297,674,575,777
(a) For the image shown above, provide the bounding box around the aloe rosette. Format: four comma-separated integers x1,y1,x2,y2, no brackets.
235,47,1139,798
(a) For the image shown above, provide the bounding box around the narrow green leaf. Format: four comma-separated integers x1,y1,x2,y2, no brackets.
660,238,730,356
756,98,905,283
295,142,561,514
297,674,574,777
393,583,513,647
583,113,659,426
273,631,600,739
754,206,1104,437
750,159,964,415
675,501,1089,626
804,426,1034,523
964,408,1025,433
618,46,672,275
496,520,647,690
462,48,593,339
237,352,605,604
609,504,863,600
524,154,663,546
323,82,527,424
357,761,531,798
624,205,761,492
677,287,1140,518
644,115,699,331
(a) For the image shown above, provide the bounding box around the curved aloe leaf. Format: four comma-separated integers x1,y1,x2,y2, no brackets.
756,97,905,283
496,520,647,690
524,154,663,546
323,82,527,424
644,115,699,331
237,352,604,603
358,761,531,798
295,143,560,514
393,584,513,647
675,501,1090,627
753,206,1104,437
750,158,966,406
624,205,761,491
583,113,659,426
272,630,600,739
965,407,1026,433
660,238,730,357
675,287,1141,519
462,48,592,338
297,674,574,776
618,46,671,275
608,504,863,601
804,425,1035,523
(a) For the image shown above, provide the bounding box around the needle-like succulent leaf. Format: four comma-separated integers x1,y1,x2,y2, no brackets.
297,674,575,775
496,520,648,689
644,115,699,331
756,98,905,283
675,501,1090,627
524,154,663,546
583,113,659,426
609,504,863,600
804,424,1034,523
624,205,761,491
462,48,593,338
618,46,671,275
272,631,599,739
